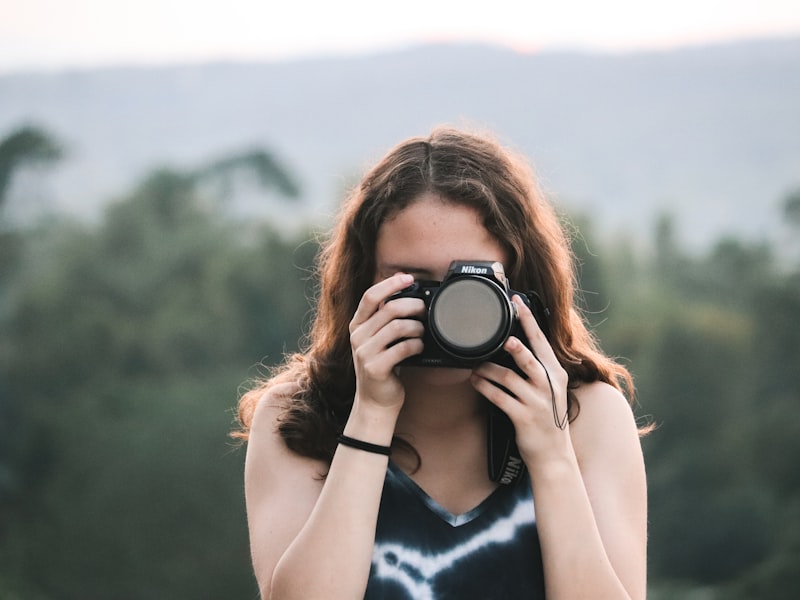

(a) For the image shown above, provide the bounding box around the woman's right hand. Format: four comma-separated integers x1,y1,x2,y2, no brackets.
348,273,426,414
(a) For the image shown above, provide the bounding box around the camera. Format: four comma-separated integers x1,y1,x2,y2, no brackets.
387,260,549,370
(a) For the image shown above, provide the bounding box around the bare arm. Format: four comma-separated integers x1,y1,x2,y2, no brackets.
245,392,397,599
529,383,647,599
471,296,647,599
244,273,425,599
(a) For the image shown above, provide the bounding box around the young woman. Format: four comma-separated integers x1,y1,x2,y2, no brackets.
235,127,648,599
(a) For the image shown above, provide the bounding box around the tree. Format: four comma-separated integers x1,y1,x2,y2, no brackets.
0,124,64,569
783,188,800,229
0,145,309,599
0,124,62,213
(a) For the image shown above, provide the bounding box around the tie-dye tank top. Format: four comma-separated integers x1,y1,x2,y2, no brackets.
364,462,545,600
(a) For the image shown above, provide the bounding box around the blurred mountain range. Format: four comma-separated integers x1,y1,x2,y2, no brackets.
1,37,799,246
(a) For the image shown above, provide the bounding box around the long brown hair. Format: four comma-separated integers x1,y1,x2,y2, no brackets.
234,126,634,461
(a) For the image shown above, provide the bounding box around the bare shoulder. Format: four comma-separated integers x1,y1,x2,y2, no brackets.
570,381,640,446
244,383,328,586
568,381,645,480
568,381,647,541
245,381,327,487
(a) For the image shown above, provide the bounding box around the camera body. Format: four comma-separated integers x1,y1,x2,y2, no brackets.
388,260,549,370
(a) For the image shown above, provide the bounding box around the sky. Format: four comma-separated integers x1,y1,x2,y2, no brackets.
1,0,799,73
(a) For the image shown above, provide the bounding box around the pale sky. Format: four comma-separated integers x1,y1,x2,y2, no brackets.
1,0,799,73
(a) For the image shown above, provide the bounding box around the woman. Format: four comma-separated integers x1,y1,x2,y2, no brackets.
235,127,648,599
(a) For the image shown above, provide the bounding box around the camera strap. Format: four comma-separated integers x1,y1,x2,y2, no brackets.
487,404,525,485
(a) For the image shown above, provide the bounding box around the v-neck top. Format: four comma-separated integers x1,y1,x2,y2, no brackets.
364,462,545,600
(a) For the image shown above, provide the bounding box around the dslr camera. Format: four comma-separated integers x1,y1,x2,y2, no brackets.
388,260,549,370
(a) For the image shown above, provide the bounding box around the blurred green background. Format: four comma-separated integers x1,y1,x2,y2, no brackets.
1,39,800,598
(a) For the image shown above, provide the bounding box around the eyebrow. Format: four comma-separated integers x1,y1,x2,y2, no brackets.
377,263,438,279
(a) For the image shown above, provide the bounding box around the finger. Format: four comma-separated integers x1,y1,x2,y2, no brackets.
503,336,551,385
472,359,529,399
378,336,425,371
354,325,425,378
350,296,425,348
470,371,526,420
503,334,569,426
356,316,425,356
512,295,559,368
350,273,414,332
474,336,565,398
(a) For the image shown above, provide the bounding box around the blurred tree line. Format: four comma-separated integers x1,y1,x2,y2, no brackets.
0,124,798,599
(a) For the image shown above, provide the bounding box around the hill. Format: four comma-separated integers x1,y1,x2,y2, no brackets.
1,37,799,246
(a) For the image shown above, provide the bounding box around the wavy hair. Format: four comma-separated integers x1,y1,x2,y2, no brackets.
234,127,635,461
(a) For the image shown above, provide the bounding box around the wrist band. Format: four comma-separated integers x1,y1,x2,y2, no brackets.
337,434,392,456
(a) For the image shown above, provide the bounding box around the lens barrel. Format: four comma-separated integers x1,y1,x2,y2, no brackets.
428,277,513,360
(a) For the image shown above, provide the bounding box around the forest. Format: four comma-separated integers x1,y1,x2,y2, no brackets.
1,124,799,599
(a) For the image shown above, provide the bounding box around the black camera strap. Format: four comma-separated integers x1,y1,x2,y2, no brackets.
487,403,525,485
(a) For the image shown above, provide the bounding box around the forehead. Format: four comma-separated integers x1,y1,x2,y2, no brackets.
375,195,507,279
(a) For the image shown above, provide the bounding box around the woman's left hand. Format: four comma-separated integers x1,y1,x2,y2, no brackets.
470,295,573,472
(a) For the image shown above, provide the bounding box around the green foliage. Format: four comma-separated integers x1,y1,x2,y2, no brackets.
200,148,302,200
0,142,315,599
783,187,800,229
569,197,800,597
0,124,63,210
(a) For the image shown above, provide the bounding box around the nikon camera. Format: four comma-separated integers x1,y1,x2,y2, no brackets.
388,260,551,486
388,260,550,370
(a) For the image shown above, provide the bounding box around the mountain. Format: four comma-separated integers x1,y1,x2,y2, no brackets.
1,37,799,246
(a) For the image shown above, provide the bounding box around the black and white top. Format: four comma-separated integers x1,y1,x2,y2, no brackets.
364,462,546,600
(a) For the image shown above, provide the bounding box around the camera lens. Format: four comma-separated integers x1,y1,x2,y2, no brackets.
429,278,511,359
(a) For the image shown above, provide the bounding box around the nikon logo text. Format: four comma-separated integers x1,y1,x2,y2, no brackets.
460,265,489,275
499,456,523,485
